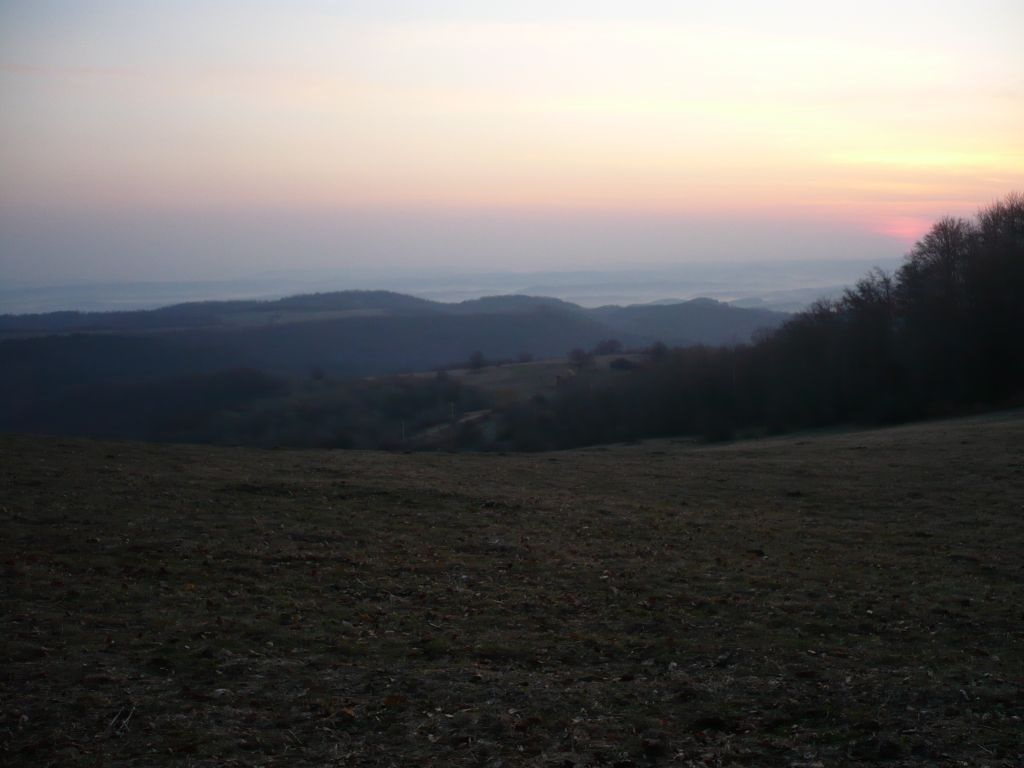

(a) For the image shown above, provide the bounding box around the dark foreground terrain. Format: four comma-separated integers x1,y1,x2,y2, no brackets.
2,415,1022,766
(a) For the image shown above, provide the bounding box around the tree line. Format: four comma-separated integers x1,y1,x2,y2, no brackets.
492,193,1024,449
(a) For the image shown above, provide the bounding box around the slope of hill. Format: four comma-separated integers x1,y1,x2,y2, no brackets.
0,289,786,343
592,297,784,346
0,291,787,439
2,413,1022,765
448,294,585,315
0,290,444,335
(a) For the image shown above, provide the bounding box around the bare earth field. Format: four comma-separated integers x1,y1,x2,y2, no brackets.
2,415,1022,767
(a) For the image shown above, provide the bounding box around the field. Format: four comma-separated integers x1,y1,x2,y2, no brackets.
2,414,1023,766
419,354,643,405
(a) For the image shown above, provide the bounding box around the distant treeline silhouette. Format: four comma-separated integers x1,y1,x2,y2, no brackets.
494,193,1024,448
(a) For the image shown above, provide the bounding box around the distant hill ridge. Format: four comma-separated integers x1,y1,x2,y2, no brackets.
0,291,786,435
0,288,785,341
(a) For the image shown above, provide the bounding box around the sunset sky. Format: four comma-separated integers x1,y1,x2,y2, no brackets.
1,1,1022,281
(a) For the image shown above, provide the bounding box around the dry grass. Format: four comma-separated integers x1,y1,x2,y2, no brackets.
2,413,1023,766
413,355,641,405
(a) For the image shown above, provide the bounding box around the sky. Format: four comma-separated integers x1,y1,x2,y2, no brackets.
1,1,1022,282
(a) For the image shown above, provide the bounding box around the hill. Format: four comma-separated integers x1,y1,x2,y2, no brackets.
2,413,1022,766
0,290,443,335
0,289,786,348
0,291,786,440
591,297,783,346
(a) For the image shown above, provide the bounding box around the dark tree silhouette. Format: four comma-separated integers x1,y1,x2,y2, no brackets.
494,192,1024,449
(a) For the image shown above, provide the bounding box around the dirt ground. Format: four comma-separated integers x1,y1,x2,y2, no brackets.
2,413,1022,766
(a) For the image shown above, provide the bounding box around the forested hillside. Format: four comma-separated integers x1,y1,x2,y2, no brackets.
496,193,1024,448
0,294,783,443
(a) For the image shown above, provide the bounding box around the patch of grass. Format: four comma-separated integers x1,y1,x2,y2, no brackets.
2,413,1024,765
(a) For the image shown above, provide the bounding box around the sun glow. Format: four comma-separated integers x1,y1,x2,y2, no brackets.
876,217,934,242
1,2,1023,277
